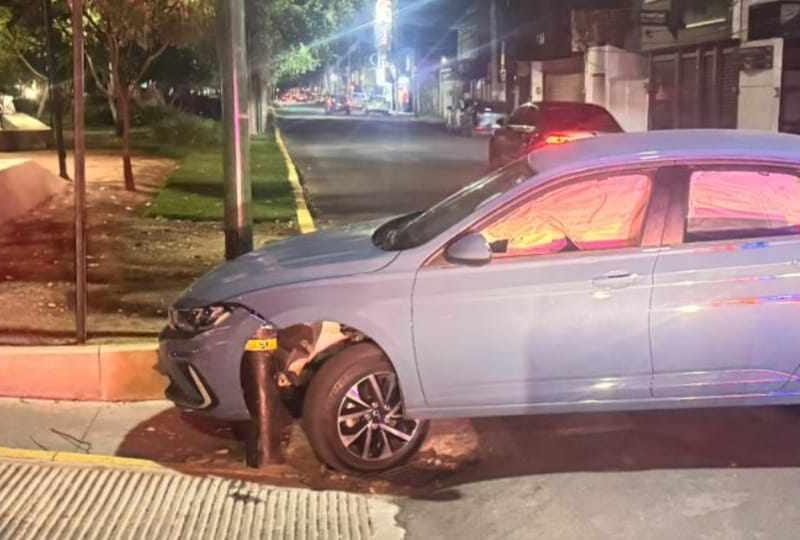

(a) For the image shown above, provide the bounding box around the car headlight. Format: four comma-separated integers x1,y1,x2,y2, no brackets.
168,304,232,333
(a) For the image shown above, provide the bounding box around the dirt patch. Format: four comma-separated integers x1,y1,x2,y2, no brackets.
0,150,294,344
116,408,482,496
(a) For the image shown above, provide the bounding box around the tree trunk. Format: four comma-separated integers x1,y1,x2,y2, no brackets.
118,84,135,191
110,42,134,191
249,72,261,134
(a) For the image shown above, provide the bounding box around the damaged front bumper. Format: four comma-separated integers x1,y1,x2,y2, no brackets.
158,308,266,421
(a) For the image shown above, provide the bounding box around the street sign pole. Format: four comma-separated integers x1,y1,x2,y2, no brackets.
42,0,68,180
216,0,253,260
71,0,87,343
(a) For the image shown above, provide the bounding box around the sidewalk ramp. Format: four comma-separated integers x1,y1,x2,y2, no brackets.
0,459,403,539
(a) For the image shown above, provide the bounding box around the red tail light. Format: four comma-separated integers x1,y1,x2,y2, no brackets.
541,131,597,146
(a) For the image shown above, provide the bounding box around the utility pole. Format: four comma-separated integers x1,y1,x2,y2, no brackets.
216,0,253,260
71,0,87,343
43,0,68,180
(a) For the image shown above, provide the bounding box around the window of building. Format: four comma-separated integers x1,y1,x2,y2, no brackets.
481,173,652,257
686,169,800,242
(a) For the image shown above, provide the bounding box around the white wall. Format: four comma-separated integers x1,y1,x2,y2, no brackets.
738,37,783,132
584,45,649,132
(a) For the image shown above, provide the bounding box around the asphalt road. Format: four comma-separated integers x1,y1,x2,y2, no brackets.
276,105,800,539
277,105,488,226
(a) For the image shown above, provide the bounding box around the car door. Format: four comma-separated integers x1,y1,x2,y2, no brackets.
412,168,664,409
651,163,800,398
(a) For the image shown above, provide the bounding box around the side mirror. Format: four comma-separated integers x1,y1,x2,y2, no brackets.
445,233,492,266
496,117,505,127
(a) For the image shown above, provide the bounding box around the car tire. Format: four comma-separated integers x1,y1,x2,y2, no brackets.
302,343,429,473
489,142,501,169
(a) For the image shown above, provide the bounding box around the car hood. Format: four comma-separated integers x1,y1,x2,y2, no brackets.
174,219,398,308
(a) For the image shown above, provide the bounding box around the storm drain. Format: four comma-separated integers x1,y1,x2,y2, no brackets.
0,459,403,540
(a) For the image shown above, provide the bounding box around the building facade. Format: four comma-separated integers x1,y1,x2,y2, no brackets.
434,0,800,135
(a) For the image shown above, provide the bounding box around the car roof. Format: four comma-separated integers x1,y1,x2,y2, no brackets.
527,129,800,178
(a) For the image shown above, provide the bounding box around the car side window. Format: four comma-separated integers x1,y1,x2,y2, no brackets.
481,173,653,258
686,168,800,242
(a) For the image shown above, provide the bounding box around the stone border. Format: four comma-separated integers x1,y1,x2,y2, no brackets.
0,342,166,401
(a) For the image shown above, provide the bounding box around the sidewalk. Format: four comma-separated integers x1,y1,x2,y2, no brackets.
0,456,403,539
0,399,173,457
0,399,405,538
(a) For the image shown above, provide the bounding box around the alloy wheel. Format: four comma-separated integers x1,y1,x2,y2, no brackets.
336,371,420,461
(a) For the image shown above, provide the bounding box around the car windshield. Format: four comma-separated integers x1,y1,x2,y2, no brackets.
373,159,534,250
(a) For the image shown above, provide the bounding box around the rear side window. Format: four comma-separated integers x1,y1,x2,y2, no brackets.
686,169,800,242
539,105,622,133
482,173,652,257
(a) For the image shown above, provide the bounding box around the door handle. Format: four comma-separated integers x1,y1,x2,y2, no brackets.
592,271,638,289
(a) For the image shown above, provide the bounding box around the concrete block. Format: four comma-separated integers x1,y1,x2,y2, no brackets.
0,345,101,400
0,158,65,224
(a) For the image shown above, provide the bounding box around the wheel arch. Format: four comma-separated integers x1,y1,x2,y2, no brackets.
247,308,426,412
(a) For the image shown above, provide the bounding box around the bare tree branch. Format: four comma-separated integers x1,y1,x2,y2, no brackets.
85,49,110,95
134,43,169,87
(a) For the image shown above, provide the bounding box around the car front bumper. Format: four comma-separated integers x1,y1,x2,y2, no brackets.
158,308,265,421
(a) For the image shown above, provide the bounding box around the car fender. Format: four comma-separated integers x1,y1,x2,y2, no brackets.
232,271,427,412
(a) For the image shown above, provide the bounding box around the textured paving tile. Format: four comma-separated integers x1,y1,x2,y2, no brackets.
0,459,403,540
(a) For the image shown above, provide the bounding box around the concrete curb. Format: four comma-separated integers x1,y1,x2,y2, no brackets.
0,445,164,471
274,125,316,234
0,342,167,401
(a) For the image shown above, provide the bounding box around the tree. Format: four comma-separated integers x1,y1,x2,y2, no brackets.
245,0,369,131
0,2,71,113
82,0,213,191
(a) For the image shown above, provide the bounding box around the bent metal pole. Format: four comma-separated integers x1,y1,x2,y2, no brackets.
216,0,253,260
70,0,87,342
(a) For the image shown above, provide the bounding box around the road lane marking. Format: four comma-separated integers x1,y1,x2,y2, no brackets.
274,126,317,234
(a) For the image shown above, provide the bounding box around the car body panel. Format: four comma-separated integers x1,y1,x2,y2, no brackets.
158,308,262,419
412,247,658,407
651,235,800,397
174,219,398,308
230,268,426,412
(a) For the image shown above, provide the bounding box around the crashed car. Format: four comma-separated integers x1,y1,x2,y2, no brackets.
161,130,800,473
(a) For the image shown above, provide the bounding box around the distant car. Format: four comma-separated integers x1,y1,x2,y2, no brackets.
470,101,507,137
489,101,623,168
365,96,391,115
324,95,350,115
160,130,800,473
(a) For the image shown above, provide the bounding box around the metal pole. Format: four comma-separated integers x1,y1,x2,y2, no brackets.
216,0,252,260
71,0,87,343
43,0,68,180
242,326,288,468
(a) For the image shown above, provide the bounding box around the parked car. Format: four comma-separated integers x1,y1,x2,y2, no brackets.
324,95,350,115
365,96,391,115
160,130,800,473
471,101,507,136
489,101,623,168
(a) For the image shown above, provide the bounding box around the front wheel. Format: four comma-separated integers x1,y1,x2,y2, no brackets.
302,343,429,472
